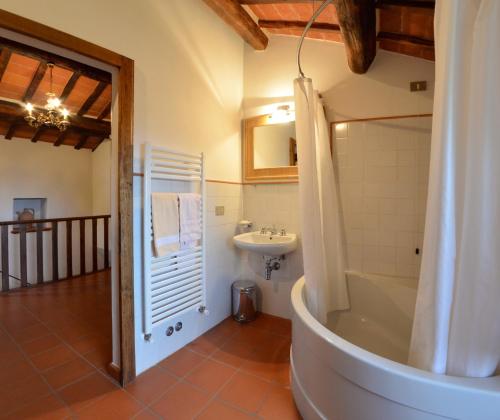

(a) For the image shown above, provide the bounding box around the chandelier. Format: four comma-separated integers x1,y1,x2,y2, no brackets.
24,63,70,131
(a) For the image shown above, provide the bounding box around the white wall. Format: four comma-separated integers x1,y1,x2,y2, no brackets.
0,138,111,287
244,36,434,120
242,36,435,319
0,140,93,220
0,0,245,374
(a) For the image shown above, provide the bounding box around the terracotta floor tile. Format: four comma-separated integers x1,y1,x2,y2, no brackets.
218,371,272,413
125,365,177,405
3,394,71,420
232,326,276,349
9,322,51,344
82,346,112,371
212,337,256,368
158,347,206,377
151,381,210,420
185,358,236,396
77,388,144,419
43,357,95,389
20,333,62,356
56,371,118,412
56,324,95,343
30,343,77,371
134,408,162,419
187,333,224,356
70,333,109,355
0,374,52,415
258,386,302,420
252,313,292,337
197,400,254,420
0,358,38,388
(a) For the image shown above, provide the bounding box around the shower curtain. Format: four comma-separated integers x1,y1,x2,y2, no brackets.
409,0,500,377
294,77,349,325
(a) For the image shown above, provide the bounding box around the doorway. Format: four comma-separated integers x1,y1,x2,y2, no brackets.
0,9,134,385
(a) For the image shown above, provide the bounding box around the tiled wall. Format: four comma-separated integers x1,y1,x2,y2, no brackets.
334,117,432,278
241,184,303,318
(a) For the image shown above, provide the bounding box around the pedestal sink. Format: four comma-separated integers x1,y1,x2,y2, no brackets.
233,231,297,256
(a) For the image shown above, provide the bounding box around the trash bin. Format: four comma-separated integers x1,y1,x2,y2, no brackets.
232,280,257,323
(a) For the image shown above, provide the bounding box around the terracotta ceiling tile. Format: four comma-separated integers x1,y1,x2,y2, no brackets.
379,8,403,33
63,76,99,114
255,4,282,20
248,4,265,18
293,3,315,21
31,66,73,107
402,8,434,40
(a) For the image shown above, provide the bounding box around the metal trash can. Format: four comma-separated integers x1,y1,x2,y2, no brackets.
232,280,257,323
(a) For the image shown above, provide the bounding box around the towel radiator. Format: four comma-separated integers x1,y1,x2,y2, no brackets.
143,143,206,339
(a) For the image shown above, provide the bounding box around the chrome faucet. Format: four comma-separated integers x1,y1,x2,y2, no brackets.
280,228,286,236
269,226,277,235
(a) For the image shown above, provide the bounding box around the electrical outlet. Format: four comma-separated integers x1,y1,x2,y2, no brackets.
215,206,224,216
410,81,427,92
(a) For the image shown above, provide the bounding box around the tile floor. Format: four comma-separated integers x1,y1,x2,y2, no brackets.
0,271,301,419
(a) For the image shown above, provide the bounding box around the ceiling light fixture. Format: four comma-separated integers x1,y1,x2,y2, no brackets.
269,104,295,124
24,63,70,131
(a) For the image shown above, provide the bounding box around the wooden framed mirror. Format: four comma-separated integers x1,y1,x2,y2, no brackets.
243,114,298,183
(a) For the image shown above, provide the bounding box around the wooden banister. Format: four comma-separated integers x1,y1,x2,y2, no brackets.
0,214,111,292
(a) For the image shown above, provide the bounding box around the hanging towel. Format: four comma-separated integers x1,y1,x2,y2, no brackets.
179,193,201,249
151,192,180,257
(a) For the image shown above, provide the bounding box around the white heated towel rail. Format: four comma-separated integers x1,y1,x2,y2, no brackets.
143,143,206,339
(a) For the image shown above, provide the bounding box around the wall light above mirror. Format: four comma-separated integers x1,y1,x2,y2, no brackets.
243,108,298,183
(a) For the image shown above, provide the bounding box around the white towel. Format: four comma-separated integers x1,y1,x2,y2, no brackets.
151,192,180,257
179,193,201,249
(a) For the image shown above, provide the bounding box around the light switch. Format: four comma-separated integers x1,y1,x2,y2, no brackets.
215,206,224,216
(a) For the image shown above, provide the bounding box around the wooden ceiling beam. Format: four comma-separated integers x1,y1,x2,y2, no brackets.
0,99,110,135
376,0,435,9
78,81,107,116
22,60,48,102
203,0,268,50
0,47,11,81
74,134,89,150
92,135,107,152
259,19,340,32
0,36,111,83
334,0,376,74
59,71,81,103
98,102,111,120
31,126,45,143
378,31,434,46
4,122,18,139
54,129,69,146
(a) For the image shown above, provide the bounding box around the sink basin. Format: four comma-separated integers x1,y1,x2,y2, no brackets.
233,231,297,256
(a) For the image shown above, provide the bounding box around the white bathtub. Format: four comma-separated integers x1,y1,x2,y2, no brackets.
290,272,500,420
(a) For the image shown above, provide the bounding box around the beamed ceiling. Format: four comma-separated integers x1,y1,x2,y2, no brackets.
204,0,435,74
0,37,111,151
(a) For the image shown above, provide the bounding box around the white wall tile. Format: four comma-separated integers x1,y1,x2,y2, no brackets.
336,117,431,278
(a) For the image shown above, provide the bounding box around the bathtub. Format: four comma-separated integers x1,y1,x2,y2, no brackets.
290,272,500,420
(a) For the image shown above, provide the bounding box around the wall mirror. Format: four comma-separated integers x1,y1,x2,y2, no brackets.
243,114,298,183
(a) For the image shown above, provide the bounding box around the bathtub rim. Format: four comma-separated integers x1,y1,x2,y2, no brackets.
291,275,500,418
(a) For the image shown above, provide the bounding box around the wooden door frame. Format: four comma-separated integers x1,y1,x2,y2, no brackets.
0,10,136,385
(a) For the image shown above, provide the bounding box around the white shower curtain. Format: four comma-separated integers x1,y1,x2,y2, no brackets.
409,0,500,377
294,77,349,325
